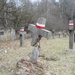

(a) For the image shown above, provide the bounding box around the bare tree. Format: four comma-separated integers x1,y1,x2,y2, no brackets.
0,0,74,31
0,0,7,28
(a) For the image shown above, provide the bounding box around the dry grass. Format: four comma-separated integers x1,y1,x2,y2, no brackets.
0,36,75,75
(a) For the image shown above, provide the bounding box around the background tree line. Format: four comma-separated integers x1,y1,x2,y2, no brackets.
0,0,75,33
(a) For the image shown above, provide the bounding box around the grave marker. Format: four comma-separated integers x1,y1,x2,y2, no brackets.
0,30,4,35
69,20,74,51
52,29,55,39
28,17,51,63
74,30,75,42
19,27,26,47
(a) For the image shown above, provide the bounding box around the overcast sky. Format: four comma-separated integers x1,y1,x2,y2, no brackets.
31,0,59,2
56,0,59,2
7,0,41,3
7,0,59,3
7,0,59,6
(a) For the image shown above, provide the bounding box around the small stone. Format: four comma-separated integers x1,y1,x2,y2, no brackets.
5,50,7,53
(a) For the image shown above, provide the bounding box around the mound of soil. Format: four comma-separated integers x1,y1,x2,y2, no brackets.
14,59,45,75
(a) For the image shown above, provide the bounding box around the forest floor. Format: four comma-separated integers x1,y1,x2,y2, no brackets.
0,36,75,75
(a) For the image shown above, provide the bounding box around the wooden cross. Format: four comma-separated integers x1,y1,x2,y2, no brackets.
28,24,51,46
28,17,51,46
28,17,51,63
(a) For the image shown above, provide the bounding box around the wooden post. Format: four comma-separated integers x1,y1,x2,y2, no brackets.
58,31,61,38
52,29,55,39
74,31,75,42
69,20,74,51
69,30,73,49
19,27,25,47
20,34,25,47
30,46,40,63
62,30,66,37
